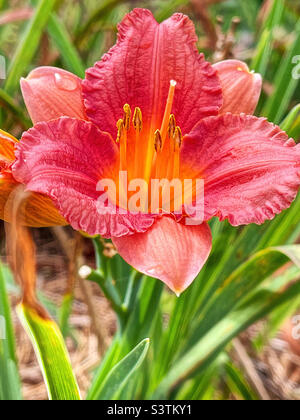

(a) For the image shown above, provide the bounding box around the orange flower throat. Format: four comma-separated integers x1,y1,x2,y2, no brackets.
115,80,182,185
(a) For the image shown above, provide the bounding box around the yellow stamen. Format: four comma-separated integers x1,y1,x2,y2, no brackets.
143,81,177,183
133,107,142,178
173,126,182,180
168,114,176,140
123,104,132,130
154,130,162,153
154,130,163,180
116,119,124,143
133,107,142,132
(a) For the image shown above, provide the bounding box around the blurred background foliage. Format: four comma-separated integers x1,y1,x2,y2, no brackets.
0,0,300,401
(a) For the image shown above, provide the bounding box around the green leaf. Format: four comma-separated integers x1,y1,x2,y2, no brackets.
175,356,223,400
251,0,284,77
262,21,300,123
236,0,258,29
152,245,300,397
58,293,73,338
252,265,300,350
0,264,17,363
225,362,258,401
5,0,57,94
155,0,188,22
280,104,300,137
0,88,31,129
153,277,300,398
89,338,150,400
87,277,163,400
187,245,300,350
28,0,85,77
75,0,124,47
0,263,22,400
46,15,86,78
17,303,81,401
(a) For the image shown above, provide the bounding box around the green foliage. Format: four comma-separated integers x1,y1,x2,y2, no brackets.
89,338,150,400
17,303,81,400
5,0,57,94
0,0,299,401
0,263,22,401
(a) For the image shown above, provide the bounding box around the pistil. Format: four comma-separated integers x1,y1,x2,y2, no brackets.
160,80,177,147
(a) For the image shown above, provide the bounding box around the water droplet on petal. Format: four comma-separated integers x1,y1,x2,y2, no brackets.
54,72,78,92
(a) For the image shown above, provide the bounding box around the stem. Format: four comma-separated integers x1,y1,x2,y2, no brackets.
121,270,137,313
86,268,126,330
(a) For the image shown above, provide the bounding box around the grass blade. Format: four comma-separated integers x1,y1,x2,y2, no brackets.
280,103,300,136
0,263,22,400
188,245,300,347
0,88,31,129
225,362,258,401
262,21,300,123
90,338,150,400
153,278,300,398
251,0,284,77
5,0,57,94
75,0,124,47
46,15,86,78
17,303,81,401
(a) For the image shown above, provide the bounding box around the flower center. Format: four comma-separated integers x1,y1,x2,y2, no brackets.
115,80,182,184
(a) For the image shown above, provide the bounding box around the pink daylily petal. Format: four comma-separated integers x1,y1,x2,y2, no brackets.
21,67,87,124
82,8,222,138
12,117,155,237
181,113,300,226
113,217,212,294
213,60,262,115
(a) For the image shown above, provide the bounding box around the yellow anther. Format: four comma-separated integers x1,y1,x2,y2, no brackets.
168,114,176,139
173,126,182,151
133,107,143,132
123,104,131,130
154,130,163,153
116,119,124,143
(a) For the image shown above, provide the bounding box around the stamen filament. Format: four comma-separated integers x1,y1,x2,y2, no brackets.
168,127,183,212
116,105,131,172
116,119,127,171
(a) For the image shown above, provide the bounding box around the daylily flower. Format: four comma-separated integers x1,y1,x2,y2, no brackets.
8,9,300,294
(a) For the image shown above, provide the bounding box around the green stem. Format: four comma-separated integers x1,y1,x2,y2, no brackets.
92,237,105,272
121,270,137,313
86,268,126,327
